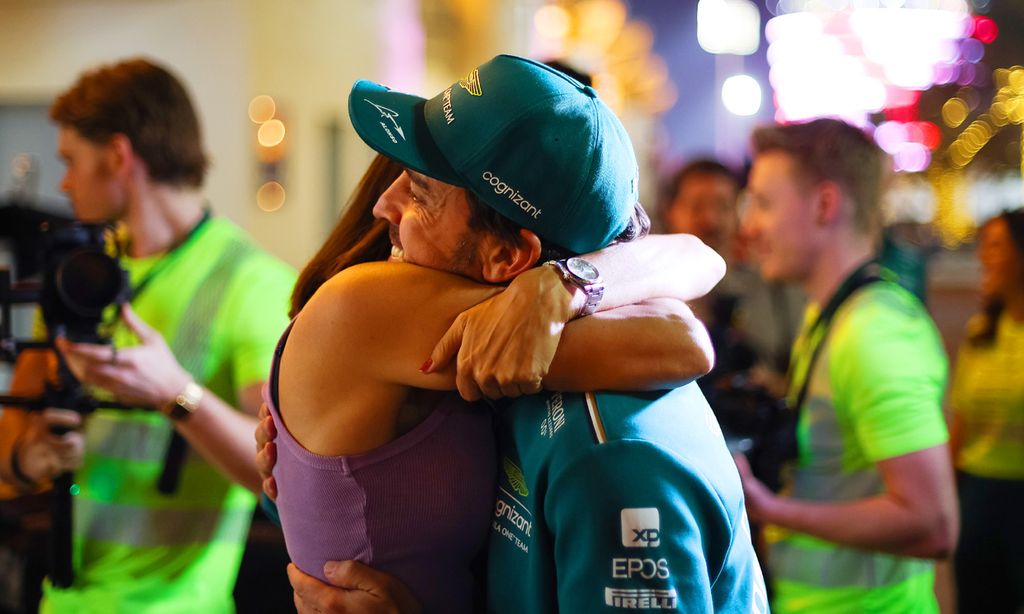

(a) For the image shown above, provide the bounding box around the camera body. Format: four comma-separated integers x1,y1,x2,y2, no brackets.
1,203,129,348
706,373,797,493
700,291,798,493
37,221,129,343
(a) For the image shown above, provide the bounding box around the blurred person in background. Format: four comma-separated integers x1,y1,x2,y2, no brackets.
949,209,1024,614
0,58,294,613
661,159,804,473
734,118,958,614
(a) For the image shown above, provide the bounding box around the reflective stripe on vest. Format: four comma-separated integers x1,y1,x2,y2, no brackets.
84,412,170,463
76,236,257,549
76,497,252,548
771,539,932,589
778,296,930,590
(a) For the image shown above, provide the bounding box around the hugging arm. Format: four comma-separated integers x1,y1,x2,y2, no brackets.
580,233,726,308
543,298,712,391
429,233,724,399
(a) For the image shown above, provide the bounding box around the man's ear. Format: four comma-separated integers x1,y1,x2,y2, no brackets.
104,133,136,180
813,180,843,227
479,228,542,284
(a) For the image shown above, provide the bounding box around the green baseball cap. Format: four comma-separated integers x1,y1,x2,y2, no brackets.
348,54,639,254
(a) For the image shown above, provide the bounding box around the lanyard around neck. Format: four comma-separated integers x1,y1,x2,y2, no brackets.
786,259,884,414
130,210,212,301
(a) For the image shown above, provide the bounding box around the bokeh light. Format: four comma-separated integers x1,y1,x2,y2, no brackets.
767,6,972,125
697,0,760,56
258,119,286,147
248,95,276,124
961,38,985,64
534,4,571,40
942,98,969,128
721,74,762,116
973,16,998,44
256,181,286,212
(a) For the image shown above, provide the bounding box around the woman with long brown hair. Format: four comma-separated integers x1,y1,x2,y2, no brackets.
263,144,724,612
949,209,1024,614
289,154,399,318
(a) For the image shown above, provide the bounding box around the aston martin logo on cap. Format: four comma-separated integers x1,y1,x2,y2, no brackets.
459,69,483,96
364,99,406,142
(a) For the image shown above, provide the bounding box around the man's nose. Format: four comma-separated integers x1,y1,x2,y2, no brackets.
738,211,758,241
372,182,405,225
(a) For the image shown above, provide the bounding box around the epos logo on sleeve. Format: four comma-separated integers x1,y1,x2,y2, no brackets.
621,508,660,548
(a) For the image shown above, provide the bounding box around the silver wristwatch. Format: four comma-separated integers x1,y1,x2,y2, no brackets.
545,257,604,317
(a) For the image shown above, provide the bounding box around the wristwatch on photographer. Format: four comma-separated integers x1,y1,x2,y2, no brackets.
162,381,204,421
545,257,604,318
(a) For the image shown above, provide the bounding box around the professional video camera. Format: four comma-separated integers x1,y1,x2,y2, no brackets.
705,373,797,493
1,200,131,589
3,206,129,341
699,293,797,493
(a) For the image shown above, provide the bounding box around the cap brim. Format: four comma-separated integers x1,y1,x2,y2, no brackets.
348,80,462,186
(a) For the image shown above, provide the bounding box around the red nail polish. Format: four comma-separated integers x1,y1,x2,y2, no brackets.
419,359,433,373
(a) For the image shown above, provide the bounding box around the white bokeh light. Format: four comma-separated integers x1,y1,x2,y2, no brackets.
721,74,762,116
766,6,971,126
698,0,761,55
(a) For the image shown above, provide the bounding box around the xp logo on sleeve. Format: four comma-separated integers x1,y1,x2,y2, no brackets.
621,508,660,548
459,68,483,96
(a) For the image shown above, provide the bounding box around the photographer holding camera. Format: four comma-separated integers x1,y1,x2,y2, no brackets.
734,119,958,614
0,58,294,612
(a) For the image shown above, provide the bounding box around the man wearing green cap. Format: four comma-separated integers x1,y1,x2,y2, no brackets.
268,55,766,613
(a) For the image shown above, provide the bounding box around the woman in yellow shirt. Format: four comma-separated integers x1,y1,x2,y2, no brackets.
950,209,1024,614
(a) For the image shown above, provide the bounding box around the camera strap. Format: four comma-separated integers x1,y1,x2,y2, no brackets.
787,259,885,415
130,209,212,301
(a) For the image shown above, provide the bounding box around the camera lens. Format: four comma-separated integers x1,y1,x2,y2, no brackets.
56,249,124,316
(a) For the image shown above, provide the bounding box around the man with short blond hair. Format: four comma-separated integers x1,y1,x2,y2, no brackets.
736,118,958,614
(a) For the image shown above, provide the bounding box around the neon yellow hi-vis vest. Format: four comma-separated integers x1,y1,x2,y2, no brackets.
951,312,1024,479
41,218,295,614
770,283,948,614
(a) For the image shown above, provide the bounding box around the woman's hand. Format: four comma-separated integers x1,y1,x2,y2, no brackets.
254,402,278,501
425,265,576,401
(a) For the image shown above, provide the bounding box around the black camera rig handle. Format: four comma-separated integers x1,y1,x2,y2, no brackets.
1,352,141,589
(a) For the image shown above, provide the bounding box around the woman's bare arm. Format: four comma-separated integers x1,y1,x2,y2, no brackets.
280,252,716,454
427,233,724,399
544,299,712,392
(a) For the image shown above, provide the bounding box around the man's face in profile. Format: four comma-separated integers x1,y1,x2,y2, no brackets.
56,126,126,223
372,170,483,279
743,151,819,284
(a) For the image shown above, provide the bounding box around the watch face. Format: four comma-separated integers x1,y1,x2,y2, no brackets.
566,257,599,282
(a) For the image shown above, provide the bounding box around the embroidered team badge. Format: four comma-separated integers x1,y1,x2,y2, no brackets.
459,69,483,96
503,457,529,497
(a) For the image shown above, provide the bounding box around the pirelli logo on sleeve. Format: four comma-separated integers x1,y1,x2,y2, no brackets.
604,588,678,609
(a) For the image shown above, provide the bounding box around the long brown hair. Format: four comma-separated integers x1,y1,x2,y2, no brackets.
289,154,401,317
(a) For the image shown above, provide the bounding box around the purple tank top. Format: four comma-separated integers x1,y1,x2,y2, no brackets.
265,323,496,613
